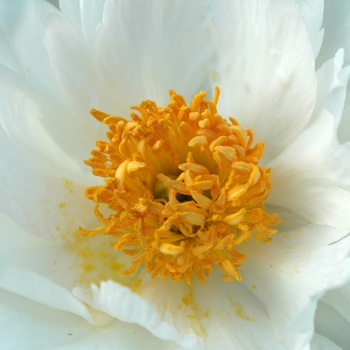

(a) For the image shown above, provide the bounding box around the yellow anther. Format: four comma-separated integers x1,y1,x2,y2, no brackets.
81,88,280,284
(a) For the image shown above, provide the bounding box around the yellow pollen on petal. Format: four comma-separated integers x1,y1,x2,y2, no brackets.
81,87,280,284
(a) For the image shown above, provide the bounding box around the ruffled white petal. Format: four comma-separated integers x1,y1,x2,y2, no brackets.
73,269,288,350
240,224,350,347
0,8,62,117
311,49,350,128
317,0,350,67
0,287,177,350
208,0,317,160
321,53,350,127
94,0,214,116
317,1,350,144
73,278,203,350
0,0,60,89
321,50,350,132
0,3,106,172
295,0,324,59
267,111,350,228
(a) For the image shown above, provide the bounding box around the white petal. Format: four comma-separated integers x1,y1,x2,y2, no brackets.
240,224,350,347
0,0,59,83
0,26,23,74
315,258,350,349
317,0,350,67
80,0,105,49
0,0,67,128
190,273,286,350
266,205,309,232
73,277,204,350
0,125,96,238
0,287,177,350
59,0,82,31
310,49,350,129
321,261,350,324
0,85,82,173
311,333,342,350
94,0,214,116
267,111,350,228
0,211,149,328
338,107,350,142
208,0,317,160
43,13,104,115
317,0,350,143
295,0,324,59
321,51,350,127
314,301,350,350
74,269,287,349
0,3,107,164
0,213,96,324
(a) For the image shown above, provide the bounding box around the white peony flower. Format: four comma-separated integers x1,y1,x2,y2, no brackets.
0,0,350,349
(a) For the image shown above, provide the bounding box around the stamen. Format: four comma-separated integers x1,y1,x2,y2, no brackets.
80,88,280,284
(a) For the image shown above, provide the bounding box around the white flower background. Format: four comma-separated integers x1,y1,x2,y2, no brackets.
0,0,350,349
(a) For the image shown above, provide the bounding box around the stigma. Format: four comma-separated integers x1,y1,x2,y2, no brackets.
80,87,280,284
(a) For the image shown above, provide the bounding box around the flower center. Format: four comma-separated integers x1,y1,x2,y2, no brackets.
80,88,280,284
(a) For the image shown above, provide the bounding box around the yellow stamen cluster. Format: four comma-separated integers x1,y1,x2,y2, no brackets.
81,88,280,284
